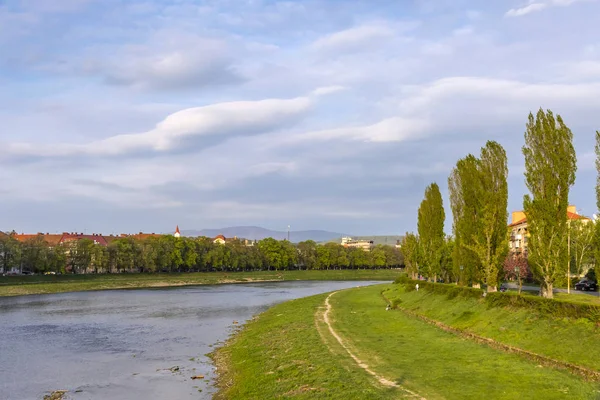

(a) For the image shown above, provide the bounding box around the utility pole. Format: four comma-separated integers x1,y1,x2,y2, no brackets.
287,225,290,242
567,219,571,294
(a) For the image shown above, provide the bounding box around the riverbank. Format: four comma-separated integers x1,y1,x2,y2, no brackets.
0,269,399,297
212,284,600,399
382,282,600,372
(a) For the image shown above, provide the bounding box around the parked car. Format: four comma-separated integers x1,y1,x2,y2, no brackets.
574,279,598,291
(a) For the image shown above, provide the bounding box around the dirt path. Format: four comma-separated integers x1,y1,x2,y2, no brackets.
320,291,426,399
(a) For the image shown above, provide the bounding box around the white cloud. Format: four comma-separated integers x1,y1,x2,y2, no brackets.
505,0,588,17
311,85,347,96
421,42,454,55
84,35,243,90
282,117,431,145
3,96,313,158
567,61,600,78
3,0,600,233
311,23,396,54
397,77,600,114
506,3,547,17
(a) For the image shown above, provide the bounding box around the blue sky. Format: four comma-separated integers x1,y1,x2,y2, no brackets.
1,0,599,235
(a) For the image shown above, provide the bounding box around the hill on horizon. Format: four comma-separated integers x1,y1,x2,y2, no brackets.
180,226,351,243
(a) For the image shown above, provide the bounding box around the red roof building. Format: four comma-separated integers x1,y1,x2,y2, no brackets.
508,205,591,254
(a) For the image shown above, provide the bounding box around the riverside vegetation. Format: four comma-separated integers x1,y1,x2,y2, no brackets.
212,280,600,399
403,110,600,299
0,235,402,275
0,269,400,297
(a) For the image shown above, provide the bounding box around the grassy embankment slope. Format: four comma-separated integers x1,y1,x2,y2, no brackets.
0,269,399,297
213,284,600,399
382,283,600,372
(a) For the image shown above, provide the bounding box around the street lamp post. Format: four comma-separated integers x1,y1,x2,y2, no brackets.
567,218,571,294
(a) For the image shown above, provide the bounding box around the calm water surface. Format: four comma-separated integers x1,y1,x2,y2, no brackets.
0,280,384,400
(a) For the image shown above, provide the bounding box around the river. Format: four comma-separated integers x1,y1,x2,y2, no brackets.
0,280,383,399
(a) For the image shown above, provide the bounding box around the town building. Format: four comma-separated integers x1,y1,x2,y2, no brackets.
213,235,226,245
341,237,374,251
508,205,591,255
9,226,180,248
211,235,254,246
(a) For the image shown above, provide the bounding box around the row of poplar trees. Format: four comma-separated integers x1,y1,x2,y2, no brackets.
402,108,600,298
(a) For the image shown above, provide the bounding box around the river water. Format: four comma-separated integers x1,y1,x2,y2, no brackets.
0,280,383,400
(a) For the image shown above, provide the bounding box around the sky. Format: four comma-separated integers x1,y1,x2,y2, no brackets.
1,0,600,236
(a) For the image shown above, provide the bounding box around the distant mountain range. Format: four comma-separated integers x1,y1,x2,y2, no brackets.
180,226,350,243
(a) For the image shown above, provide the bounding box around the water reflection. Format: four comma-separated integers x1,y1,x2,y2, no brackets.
0,280,384,399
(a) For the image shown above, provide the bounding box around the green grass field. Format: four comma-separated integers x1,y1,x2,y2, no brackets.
0,269,400,297
383,284,600,372
212,284,600,399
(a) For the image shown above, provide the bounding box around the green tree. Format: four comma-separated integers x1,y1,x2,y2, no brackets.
522,109,577,298
417,182,445,281
281,240,299,269
0,234,22,273
91,243,109,273
258,238,285,270
347,247,369,269
316,244,336,270
109,238,138,272
400,233,420,279
71,239,95,274
570,219,595,278
21,236,49,273
206,244,231,271
297,240,318,270
181,238,198,272
47,244,68,274
382,245,402,268
370,245,387,268
465,141,509,292
439,236,455,283
139,237,159,273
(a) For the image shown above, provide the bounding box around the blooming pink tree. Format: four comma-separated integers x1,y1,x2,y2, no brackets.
503,253,530,294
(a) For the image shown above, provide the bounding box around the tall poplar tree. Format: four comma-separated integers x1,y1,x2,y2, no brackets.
522,109,577,298
467,141,509,292
417,183,445,281
449,143,508,291
448,155,482,286
400,232,420,279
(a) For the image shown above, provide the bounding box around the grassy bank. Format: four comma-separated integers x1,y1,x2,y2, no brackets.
211,292,400,399
212,284,599,399
383,283,600,372
0,269,399,297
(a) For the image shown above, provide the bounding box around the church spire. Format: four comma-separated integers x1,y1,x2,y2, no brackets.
174,225,181,238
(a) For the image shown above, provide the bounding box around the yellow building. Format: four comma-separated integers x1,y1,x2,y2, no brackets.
508,205,591,255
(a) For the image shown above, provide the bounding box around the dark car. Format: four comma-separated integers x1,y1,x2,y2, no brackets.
574,279,598,291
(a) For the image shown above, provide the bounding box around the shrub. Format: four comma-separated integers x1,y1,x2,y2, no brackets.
396,278,483,299
485,292,600,322
395,277,600,322
394,275,411,284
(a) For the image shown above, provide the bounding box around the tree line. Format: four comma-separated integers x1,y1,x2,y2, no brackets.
0,234,403,274
402,109,600,298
